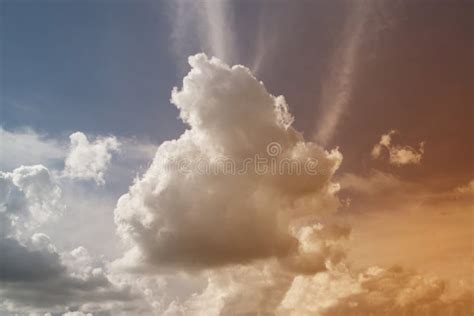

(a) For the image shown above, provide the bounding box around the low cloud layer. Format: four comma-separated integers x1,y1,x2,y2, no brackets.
157,263,472,315
0,165,133,314
371,130,425,166
279,265,472,316
0,237,132,314
63,132,120,185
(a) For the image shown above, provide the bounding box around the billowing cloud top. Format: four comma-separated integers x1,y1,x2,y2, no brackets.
0,165,64,238
114,54,343,271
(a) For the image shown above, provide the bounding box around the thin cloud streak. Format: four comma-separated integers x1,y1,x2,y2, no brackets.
202,0,235,63
169,0,235,66
314,0,371,146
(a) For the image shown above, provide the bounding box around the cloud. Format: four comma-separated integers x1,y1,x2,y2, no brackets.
340,170,473,210
371,130,425,166
0,237,65,283
114,53,343,272
314,0,371,145
280,223,350,275
156,261,472,315
169,0,235,67
338,170,473,301
0,165,64,238
0,237,133,314
0,128,152,186
161,263,293,316
2,51,468,314
154,261,471,315
0,131,161,314
0,127,65,171
63,132,120,185
166,0,274,76
338,169,427,210
279,265,472,316
454,180,474,195
62,312,92,316
111,55,472,315
0,165,134,314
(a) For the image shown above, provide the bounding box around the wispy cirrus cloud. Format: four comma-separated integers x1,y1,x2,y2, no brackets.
314,0,371,146
168,0,235,67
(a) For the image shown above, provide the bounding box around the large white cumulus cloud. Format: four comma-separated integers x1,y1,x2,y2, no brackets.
114,54,343,271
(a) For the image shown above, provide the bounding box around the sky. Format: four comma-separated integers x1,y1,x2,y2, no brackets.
0,0,473,315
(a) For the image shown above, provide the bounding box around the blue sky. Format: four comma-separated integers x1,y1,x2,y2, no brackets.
2,0,183,142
